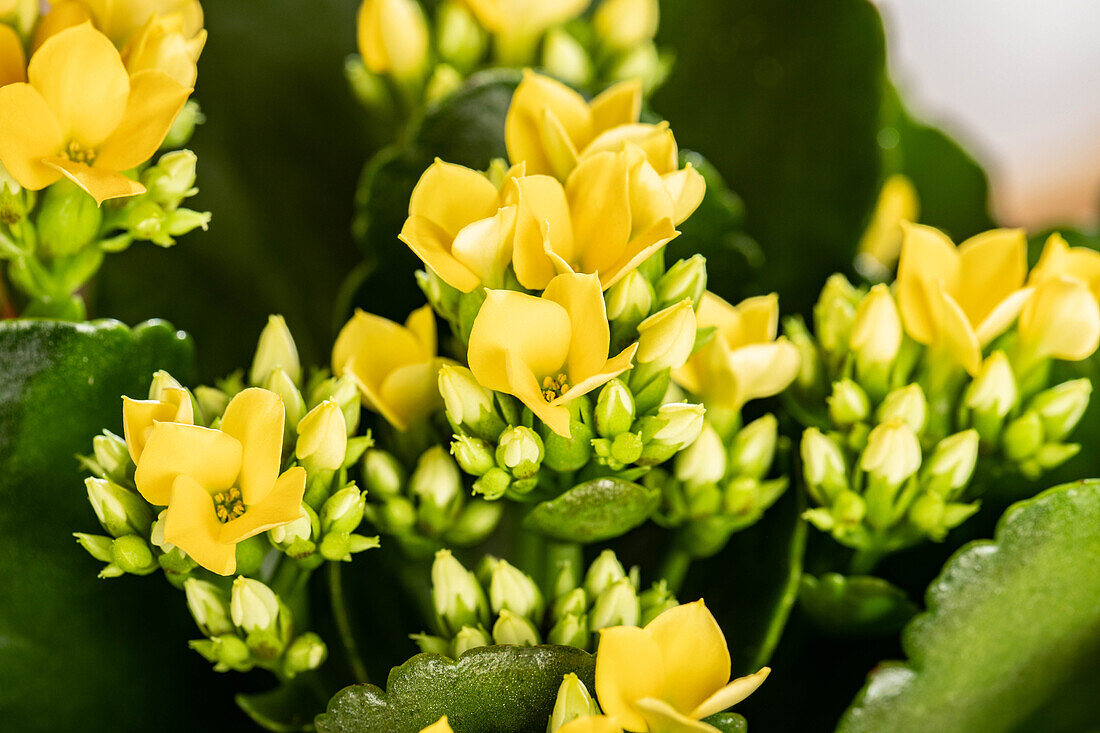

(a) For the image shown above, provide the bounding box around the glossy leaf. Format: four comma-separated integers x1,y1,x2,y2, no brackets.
837,481,1100,733
315,645,595,733
524,478,661,543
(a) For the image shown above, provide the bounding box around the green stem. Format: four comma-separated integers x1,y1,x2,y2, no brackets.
327,561,370,684
658,543,694,594
848,545,885,576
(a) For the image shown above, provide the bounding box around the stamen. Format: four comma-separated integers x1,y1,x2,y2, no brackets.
212,487,246,524
541,372,571,402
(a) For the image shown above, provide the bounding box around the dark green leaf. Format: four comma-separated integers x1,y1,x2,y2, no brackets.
0,319,242,731
799,573,918,637
836,481,1100,733
524,478,660,543
315,645,595,733
703,713,749,732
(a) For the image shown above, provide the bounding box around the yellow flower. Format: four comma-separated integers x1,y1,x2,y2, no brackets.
31,0,93,52
122,385,193,463
636,300,697,371
357,0,429,79
505,70,641,179
855,174,919,277
0,23,191,203
559,717,623,733
134,388,306,575
419,717,453,733
1029,232,1100,302
333,304,451,432
1018,274,1100,363
462,0,588,63
399,158,523,293
0,23,25,87
673,292,800,411
896,223,1032,375
468,271,637,437
596,600,769,732
122,10,207,86
80,0,203,46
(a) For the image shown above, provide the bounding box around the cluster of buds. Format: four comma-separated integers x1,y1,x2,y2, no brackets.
414,549,675,657
649,414,787,558
184,576,327,678
349,0,667,125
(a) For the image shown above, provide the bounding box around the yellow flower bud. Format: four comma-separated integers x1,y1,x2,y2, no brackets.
594,0,660,51
673,420,726,486
637,299,697,371
850,284,902,374
861,419,921,487
357,0,429,80
230,576,280,634
251,314,301,386
855,174,919,279
296,400,348,473
1018,274,1100,363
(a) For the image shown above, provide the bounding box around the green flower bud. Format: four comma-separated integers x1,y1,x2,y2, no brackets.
246,629,286,662
194,385,230,422
473,466,512,500
547,613,589,649
1028,379,1092,442
265,367,307,443
595,0,660,50
908,491,945,536
492,609,541,646
800,428,848,504
190,634,252,673
432,550,489,636
230,577,280,635
827,380,870,428
590,578,640,630
284,633,327,676
322,486,367,534
729,414,779,481
643,402,706,460
876,384,927,434
453,625,491,656
184,578,235,637
496,426,544,479
411,632,451,655
250,315,301,386
488,558,544,622
444,499,504,546
163,100,204,148
783,316,822,391
269,504,315,548
439,365,505,441
584,549,627,599
1004,411,1044,462
608,41,669,93
86,477,152,538
813,274,860,361
965,351,1017,420
674,421,726,485
436,0,487,72
861,419,921,488
605,269,654,323
542,28,591,88
361,448,405,498
165,208,211,238
125,200,170,245
655,256,707,311
551,558,580,599
37,179,101,256
142,149,198,209
548,672,600,732
610,431,644,465
451,435,496,476
1034,443,1081,472
296,400,347,472
321,530,379,562
411,446,464,534
834,490,867,527
110,535,156,575
92,430,130,482
425,63,463,104
639,581,678,626
541,399,596,472
595,379,636,438
922,430,979,496
552,587,588,622
74,532,114,563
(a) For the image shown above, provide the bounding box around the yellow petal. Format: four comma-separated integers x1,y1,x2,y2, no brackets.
405,303,438,357
451,206,517,288
973,287,1032,346
1030,232,1100,303
931,288,981,376
122,387,194,463
567,151,631,274
0,24,26,87
688,668,771,720
31,1,93,53
543,272,611,382
42,156,145,204
408,158,500,238
333,309,432,396
582,123,678,175
505,351,572,438
0,83,64,189
589,79,643,134
637,300,697,369
955,228,1027,327
539,108,580,181
662,165,706,225
377,357,449,431
219,388,284,506
94,69,192,171
595,625,666,733
600,216,677,290
556,715,623,733
164,474,237,576
418,716,454,733
467,288,571,393
555,343,638,406
506,69,592,177
123,16,203,87
644,600,730,715
399,214,483,293
726,338,801,407
633,698,716,732
219,467,307,545
29,23,129,146
135,422,242,505
1019,276,1100,361
897,222,961,345
510,174,574,290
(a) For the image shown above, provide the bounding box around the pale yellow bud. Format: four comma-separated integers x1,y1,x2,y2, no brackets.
296,400,348,472
861,419,921,487
637,300,697,370
357,0,429,80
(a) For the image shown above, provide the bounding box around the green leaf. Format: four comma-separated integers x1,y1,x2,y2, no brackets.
836,481,1100,733
315,645,595,733
524,478,661,543
0,319,240,731
799,573,918,637
703,713,749,732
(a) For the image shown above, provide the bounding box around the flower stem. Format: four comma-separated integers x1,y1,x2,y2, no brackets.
659,544,694,594
327,561,370,684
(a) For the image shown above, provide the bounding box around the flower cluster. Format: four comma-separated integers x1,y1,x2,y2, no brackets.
0,0,207,317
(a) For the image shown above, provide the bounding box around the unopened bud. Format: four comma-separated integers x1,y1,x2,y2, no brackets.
649,402,706,451
110,535,157,574
321,486,367,534
674,421,726,485
361,449,405,498
250,315,301,386
637,300,697,371
263,368,307,443
163,100,204,149
552,587,588,622
605,269,654,323
492,609,540,646
496,426,544,479
547,613,589,649
357,0,430,81
143,149,198,208
435,0,486,73
595,0,660,50
590,578,640,630
655,256,707,310
828,380,870,428
1028,379,1092,442
194,385,230,421
922,430,979,495
472,466,512,500
432,550,489,636
439,365,504,440
729,414,779,480
850,284,902,379
424,63,463,103
74,533,114,563
230,577,280,634
453,625,491,656
452,435,496,476
638,581,678,626
814,274,860,359
297,400,347,472
184,578,235,636
411,446,464,533
584,549,627,599
1004,411,1044,462
190,634,252,673
861,419,921,487
542,27,591,87
37,179,101,256
800,428,848,503
269,504,315,548
488,558,544,621
595,379,636,438
445,499,504,545
964,351,1017,443
548,673,600,732
92,430,130,482
86,477,152,537
876,384,927,434
284,633,327,675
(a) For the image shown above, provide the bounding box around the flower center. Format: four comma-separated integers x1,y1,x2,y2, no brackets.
212,487,246,523
541,372,570,402
64,140,97,165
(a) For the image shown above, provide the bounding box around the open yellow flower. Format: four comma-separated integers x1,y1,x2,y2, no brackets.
81,0,203,46
0,23,191,203
134,388,306,575
419,717,453,733
673,292,800,411
559,717,623,733
1029,232,1100,302
122,10,207,86
0,24,25,87
468,272,637,437
896,223,1032,375
122,385,193,463
399,158,522,293
505,70,641,179
1018,274,1100,364
333,304,450,432
596,600,769,732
